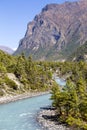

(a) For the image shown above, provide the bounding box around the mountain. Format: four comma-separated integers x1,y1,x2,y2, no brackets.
14,0,87,61
0,46,14,54
68,41,87,61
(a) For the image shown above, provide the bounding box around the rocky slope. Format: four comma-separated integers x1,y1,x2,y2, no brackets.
0,45,14,54
68,41,87,61
14,0,87,61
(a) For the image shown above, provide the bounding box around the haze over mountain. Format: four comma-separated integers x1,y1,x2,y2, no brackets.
0,45,14,54
14,0,87,61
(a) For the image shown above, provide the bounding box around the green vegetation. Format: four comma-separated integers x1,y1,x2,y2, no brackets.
68,41,87,61
51,61,87,129
0,51,53,96
0,49,87,129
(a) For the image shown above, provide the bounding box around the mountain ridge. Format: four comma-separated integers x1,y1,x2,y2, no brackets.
14,0,87,61
0,45,14,54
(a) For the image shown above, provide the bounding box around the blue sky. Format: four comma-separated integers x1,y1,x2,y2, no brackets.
0,0,78,49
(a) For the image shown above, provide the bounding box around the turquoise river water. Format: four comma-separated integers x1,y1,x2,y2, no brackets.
0,77,66,130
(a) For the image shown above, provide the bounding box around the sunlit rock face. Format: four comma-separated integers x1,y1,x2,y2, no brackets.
14,0,87,61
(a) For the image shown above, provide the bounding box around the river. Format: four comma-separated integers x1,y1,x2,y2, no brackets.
0,77,66,130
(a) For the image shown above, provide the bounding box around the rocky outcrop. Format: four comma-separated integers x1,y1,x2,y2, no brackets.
37,108,70,130
14,0,87,61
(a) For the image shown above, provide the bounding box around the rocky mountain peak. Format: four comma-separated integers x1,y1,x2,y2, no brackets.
14,0,87,61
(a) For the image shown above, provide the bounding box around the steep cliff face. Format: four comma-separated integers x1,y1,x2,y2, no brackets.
14,0,87,60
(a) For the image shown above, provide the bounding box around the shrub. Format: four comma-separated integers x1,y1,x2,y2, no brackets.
4,77,18,90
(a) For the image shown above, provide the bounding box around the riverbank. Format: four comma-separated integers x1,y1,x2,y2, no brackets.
37,108,70,130
0,91,50,104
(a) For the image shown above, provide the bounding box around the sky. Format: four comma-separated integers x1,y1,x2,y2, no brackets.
0,0,78,50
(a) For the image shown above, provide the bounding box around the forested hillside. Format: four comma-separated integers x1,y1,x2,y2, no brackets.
0,50,53,96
